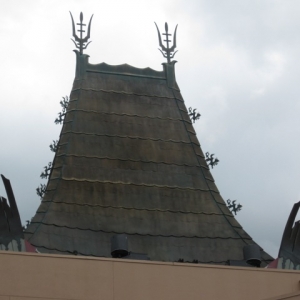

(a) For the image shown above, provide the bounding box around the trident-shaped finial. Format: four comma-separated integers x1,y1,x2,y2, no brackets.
155,22,178,63
70,12,93,55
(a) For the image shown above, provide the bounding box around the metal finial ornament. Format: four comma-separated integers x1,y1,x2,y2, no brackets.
36,183,46,200
155,22,178,63
188,107,201,123
70,12,93,54
205,152,219,169
40,162,53,179
226,199,242,215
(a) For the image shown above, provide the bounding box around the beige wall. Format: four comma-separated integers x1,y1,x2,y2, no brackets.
0,251,299,300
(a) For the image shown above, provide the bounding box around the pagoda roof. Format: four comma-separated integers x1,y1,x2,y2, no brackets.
25,52,273,265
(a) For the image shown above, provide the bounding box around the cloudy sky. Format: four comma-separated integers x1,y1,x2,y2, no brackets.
1,0,300,258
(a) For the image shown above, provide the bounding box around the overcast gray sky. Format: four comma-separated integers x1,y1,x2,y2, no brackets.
1,0,300,258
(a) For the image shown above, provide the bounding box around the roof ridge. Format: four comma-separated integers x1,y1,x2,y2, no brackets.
65,108,193,123
60,130,199,145
28,222,249,239
38,201,234,217
55,153,208,167
48,177,220,193
71,87,182,100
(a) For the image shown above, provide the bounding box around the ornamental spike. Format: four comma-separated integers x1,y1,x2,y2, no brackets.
70,11,93,55
155,22,178,63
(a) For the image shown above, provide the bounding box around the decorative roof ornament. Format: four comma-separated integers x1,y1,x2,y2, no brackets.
226,199,242,215
205,152,219,169
188,107,201,123
154,22,178,63
70,12,93,55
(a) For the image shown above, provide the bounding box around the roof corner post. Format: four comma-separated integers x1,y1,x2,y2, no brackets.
74,50,89,80
162,60,177,89
155,22,178,88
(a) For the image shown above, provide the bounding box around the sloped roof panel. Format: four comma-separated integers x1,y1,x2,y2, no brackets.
25,53,273,265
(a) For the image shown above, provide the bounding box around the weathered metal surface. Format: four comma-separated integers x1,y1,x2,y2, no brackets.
25,52,273,265
86,62,165,79
25,224,272,264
